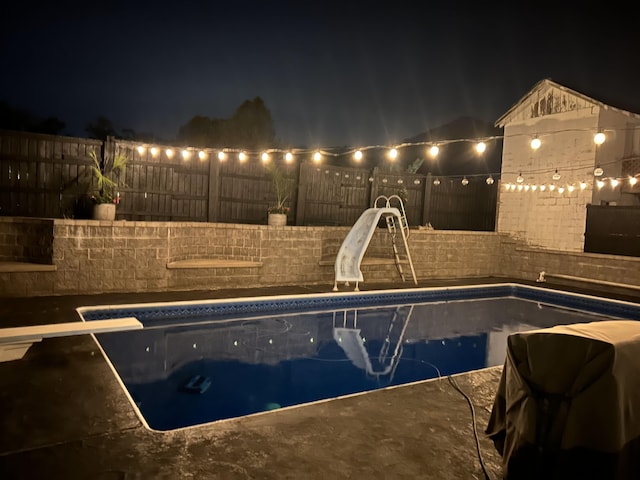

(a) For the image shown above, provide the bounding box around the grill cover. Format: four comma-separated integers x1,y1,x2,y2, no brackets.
486,320,640,479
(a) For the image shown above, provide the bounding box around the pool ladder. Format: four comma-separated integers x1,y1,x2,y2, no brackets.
374,195,416,284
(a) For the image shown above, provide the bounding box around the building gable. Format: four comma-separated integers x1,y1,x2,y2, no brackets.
496,78,640,127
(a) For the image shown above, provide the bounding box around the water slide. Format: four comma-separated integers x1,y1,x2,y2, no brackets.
333,198,416,291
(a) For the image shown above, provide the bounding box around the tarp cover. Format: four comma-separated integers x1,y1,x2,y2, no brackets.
486,320,640,479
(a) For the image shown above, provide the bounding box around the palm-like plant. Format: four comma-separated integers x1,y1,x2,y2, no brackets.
89,149,127,204
266,163,295,214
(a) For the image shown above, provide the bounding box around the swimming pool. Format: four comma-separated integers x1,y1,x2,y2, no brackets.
78,283,640,432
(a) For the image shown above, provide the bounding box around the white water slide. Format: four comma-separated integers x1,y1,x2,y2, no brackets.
333,195,417,291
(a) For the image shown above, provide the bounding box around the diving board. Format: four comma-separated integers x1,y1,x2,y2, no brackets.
333,195,417,291
0,317,143,362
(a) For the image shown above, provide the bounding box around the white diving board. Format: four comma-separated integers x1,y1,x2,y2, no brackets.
0,317,143,362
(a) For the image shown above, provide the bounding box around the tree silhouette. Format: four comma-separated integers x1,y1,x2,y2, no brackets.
85,116,118,140
177,97,275,149
0,101,65,134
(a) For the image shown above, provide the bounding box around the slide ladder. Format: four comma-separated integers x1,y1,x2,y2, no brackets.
333,194,417,291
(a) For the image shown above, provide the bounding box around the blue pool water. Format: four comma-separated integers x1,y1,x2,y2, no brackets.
79,284,640,431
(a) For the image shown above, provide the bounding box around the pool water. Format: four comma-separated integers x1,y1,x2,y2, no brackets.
79,284,640,431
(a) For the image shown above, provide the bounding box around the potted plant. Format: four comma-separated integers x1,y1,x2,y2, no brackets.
89,149,127,220
265,162,295,226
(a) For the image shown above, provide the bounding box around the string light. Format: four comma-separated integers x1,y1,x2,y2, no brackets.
530,137,541,150
125,126,638,195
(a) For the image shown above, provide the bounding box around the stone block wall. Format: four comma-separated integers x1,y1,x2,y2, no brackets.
0,217,54,263
1,217,639,297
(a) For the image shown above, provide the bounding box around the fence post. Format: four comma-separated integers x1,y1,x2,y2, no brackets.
421,172,432,226
208,157,220,222
295,161,307,226
369,167,379,207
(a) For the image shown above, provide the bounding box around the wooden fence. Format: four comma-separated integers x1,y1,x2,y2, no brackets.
0,130,498,230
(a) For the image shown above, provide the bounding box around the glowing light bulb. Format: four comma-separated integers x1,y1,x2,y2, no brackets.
199,150,207,160
165,148,174,158
238,152,246,162
313,151,322,163
549,184,556,191
475,142,486,154
630,177,638,186
610,178,619,188
181,149,191,159
429,145,439,158
388,148,398,160
261,152,269,163
461,177,469,186
594,132,606,145
540,184,546,191
433,178,441,186
354,150,363,161
285,152,293,163
524,184,530,191
580,182,587,190
504,183,511,190
510,184,516,191
137,146,145,154
486,176,494,185
217,151,226,161
530,137,541,150
517,184,523,191
597,180,605,189
568,184,575,192
558,187,565,194
531,184,537,191
150,147,158,157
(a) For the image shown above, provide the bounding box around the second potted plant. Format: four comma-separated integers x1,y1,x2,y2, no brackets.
89,149,127,220
265,162,295,226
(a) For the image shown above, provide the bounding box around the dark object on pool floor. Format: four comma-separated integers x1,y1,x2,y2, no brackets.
182,374,211,394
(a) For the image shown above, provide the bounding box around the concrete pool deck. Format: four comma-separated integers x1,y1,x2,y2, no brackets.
1,277,639,479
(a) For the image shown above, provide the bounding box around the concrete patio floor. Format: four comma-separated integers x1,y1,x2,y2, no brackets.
1,277,639,479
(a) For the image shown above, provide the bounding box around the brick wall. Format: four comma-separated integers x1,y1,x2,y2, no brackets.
1,217,639,297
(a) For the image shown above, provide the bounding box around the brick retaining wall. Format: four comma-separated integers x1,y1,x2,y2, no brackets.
1,217,639,297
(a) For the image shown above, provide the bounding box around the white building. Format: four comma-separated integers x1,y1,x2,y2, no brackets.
496,78,640,252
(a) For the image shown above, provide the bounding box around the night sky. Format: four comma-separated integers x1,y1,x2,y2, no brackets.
2,1,639,148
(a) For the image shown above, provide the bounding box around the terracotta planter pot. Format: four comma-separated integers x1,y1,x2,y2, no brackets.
93,203,116,221
268,213,287,226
